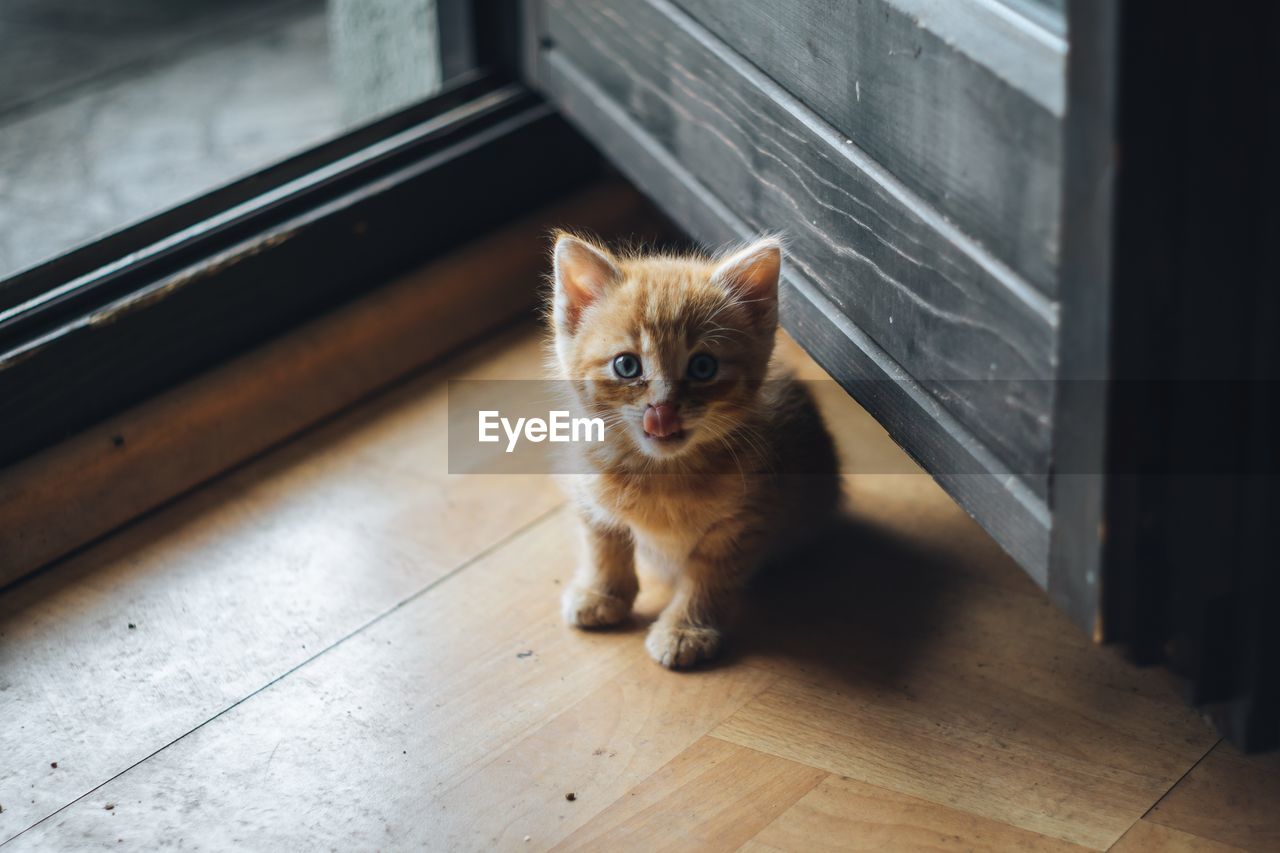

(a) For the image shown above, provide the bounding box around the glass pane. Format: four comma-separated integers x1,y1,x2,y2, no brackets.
0,0,452,280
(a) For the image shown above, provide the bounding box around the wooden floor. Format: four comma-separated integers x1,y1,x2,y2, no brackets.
2,323,1278,851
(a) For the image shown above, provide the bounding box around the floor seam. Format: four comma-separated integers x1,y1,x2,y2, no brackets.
1138,738,1219,822
1102,737,1223,851
729,770,832,853
0,500,567,847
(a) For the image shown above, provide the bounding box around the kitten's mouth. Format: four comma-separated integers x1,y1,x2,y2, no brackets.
644,428,688,443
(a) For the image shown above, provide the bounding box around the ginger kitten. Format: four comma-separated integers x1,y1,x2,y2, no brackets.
549,233,841,668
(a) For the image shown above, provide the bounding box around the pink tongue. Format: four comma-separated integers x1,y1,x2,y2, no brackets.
643,403,682,437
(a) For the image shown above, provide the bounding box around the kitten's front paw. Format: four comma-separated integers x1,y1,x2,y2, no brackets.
562,584,633,628
645,622,722,669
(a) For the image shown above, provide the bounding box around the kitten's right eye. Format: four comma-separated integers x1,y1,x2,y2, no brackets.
612,353,642,379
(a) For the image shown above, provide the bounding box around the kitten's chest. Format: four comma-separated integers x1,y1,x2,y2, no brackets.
595,472,739,539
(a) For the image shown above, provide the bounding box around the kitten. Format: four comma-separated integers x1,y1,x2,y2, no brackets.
548,232,841,668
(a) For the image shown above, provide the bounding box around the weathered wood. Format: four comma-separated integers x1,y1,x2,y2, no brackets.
1045,0,1116,636
536,0,1056,497
673,0,1064,293
535,46,1051,577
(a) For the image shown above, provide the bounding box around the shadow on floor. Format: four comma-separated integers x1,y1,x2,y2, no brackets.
739,515,961,685
615,511,966,685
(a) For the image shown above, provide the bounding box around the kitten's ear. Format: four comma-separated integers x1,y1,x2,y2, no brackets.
712,238,781,327
553,234,620,332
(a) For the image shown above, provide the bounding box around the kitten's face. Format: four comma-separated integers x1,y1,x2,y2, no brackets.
550,235,780,462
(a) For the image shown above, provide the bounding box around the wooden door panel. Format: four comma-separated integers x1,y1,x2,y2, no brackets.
673,0,1065,295
534,0,1057,504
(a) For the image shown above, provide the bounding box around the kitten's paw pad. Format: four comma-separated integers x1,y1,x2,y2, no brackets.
562,585,632,628
646,623,722,669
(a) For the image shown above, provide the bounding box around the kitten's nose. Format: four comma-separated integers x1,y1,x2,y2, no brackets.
643,402,682,438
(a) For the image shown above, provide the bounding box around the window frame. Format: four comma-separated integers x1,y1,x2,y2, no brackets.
0,2,601,468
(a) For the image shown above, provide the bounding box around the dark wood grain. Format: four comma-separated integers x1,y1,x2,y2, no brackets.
537,0,1057,497
535,46,1051,579
673,0,1065,294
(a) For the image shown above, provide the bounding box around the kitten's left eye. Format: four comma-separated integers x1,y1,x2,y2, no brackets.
612,353,642,379
687,353,718,381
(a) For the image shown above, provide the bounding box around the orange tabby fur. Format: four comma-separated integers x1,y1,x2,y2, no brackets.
548,233,840,668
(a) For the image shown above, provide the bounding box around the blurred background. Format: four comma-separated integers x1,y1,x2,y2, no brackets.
0,0,446,278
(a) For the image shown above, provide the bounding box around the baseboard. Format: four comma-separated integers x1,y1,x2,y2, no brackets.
0,181,665,588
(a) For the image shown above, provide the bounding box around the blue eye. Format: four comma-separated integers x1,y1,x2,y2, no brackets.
687,353,718,381
613,353,642,379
